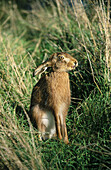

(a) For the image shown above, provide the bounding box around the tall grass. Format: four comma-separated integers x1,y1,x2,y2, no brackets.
0,0,111,169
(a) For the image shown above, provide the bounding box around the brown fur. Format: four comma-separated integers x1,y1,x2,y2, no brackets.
29,52,78,144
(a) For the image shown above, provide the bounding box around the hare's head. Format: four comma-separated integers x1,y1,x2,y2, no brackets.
34,52,78,76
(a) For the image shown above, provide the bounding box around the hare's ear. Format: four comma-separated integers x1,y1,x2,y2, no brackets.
33,60,52,76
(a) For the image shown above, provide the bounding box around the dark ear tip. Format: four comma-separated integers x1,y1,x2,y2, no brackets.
33,71,35,77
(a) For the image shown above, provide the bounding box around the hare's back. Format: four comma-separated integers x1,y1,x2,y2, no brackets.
30,72,71,109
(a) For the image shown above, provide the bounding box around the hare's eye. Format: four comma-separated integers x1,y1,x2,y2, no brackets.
58,55,64,60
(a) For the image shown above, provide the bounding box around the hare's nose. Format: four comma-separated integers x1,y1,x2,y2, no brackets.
74,61,78,67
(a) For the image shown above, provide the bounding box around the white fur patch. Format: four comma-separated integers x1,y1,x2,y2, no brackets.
64,57,70,62
41,110,56,139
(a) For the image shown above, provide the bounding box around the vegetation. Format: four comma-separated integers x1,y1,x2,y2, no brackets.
0,0,111,169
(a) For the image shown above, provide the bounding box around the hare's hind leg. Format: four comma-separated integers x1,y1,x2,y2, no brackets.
55,114,63,140
59,114,69,144
62,115,69,144
54,105,69,144
37,121,46,141
30,105,46,141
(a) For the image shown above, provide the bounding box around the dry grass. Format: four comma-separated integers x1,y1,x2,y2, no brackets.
94,0,111,83
0,31,44,169
0,108,44,169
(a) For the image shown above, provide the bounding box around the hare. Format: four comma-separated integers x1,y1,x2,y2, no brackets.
29,52,78,144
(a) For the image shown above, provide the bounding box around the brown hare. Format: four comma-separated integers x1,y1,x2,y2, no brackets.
29,52,78,144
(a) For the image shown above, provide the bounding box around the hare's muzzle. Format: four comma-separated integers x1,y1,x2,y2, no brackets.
72,60,78,69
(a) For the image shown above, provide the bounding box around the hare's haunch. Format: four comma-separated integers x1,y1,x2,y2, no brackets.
29,52,78,144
